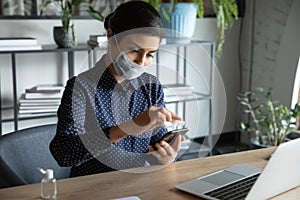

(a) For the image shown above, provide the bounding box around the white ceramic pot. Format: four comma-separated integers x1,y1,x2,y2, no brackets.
159,3,197,44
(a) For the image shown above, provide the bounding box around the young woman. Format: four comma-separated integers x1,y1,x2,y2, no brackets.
50,1,184,177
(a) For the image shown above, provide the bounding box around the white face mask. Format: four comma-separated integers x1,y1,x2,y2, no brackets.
112,51,151,80
110,36,151,80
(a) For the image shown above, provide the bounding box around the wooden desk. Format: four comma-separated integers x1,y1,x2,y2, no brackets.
0,148,299,200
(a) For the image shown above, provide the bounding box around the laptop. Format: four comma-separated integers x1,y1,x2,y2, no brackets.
176,138,300,200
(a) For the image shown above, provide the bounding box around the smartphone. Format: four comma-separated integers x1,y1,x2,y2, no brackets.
161,128,189,143
152,128,189,150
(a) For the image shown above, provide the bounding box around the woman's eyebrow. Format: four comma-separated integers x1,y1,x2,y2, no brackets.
149,49,158,54
129,42,158,52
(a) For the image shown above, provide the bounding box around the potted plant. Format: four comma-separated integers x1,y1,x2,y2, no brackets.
143,0,238,58
237,87,300,147
39,0,86,48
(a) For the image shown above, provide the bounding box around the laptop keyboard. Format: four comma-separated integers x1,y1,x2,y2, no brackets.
203,173,260,200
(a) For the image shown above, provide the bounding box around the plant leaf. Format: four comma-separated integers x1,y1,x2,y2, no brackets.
38,0,52,14
88,6,104,21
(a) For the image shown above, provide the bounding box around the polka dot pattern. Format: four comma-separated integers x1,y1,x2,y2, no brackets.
50,55,167,177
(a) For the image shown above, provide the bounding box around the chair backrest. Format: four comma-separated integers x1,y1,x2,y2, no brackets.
0,124,70,188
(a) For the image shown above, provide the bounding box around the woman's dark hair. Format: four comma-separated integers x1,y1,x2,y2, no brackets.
104,1,162,34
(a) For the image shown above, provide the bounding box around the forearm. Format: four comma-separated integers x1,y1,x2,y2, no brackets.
109,105,182,142
109,109,153,142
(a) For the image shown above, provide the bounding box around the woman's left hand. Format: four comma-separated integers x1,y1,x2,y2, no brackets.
148,134,184,165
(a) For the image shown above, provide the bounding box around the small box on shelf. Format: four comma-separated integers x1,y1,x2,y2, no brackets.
164,94,198,103
163,84,197,103
89,35,107,43
163,84,194,96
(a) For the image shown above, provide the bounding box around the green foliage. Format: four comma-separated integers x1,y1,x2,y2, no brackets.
237,88,300,146
87,6,104,21
212,0,238,58
87,0,119,22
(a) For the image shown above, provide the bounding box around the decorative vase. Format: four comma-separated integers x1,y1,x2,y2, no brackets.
53,26,73,48
159,3,197,44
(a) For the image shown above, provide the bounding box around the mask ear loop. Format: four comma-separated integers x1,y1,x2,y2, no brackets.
109,34,123,63
113,35,122,53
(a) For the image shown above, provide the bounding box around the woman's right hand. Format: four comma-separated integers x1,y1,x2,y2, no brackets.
148,106,182,128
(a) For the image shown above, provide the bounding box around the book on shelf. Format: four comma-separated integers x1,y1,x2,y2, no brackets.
24,92,62,99
32,84,64,91
19,105,59,110
18,93,60,116
24,84,64,99
19,101,61,106
18,112,57,118
89,35,107,43
18,108,58,114
26,84,65,93
87,40,107,48
87,34,107,48
19,94,61,104
0,44,42,51
163,84,194,97
0,37,38,46
164,94,197,103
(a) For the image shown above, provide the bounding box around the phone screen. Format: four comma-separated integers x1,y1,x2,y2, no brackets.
162,128,189,143
152,128,189,150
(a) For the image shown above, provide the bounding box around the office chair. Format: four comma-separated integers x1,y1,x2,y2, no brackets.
0,124,70,188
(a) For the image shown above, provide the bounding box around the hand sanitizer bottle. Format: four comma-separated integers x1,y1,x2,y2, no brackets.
39,168,57,199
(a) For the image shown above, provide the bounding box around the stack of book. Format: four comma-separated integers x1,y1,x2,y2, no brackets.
163,84,195,102
0,37,42,51
18,85,64,117
87,35,107,48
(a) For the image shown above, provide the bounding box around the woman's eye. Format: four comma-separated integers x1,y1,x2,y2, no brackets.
131,49,139,53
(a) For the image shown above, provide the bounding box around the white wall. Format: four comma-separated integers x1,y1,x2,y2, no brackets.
193,18,241,134
240,0,300,107
272,0,300,107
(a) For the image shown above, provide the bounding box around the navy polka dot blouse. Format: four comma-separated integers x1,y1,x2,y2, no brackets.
50,55,168,177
